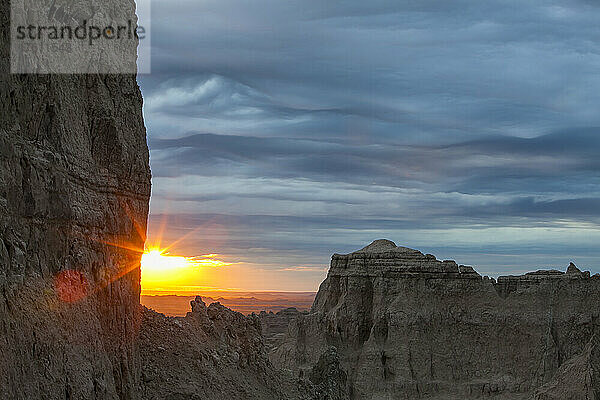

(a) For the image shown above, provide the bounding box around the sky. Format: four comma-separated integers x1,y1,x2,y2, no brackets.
138,0,600,291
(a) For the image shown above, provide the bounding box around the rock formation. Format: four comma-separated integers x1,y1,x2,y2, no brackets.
270,239,600,399
0,0,151,397
139,297,314,400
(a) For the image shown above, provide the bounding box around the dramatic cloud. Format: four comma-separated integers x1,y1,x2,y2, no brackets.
139,1,600,289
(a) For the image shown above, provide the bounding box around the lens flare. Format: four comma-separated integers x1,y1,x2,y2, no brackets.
54,270,88,303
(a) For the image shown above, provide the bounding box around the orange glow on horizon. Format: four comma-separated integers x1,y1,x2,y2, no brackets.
140,247,234,294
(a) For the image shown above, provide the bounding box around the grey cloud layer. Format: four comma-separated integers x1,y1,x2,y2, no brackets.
150,131,600,215
142,1,600,140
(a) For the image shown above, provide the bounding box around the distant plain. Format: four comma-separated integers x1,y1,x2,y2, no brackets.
141,291,316,316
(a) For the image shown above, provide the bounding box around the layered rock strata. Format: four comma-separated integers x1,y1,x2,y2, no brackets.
271,240,600,399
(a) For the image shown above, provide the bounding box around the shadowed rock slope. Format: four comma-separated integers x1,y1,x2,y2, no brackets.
270,240,600,399
0,0,151,398
533,334,600,400
140,297,348,400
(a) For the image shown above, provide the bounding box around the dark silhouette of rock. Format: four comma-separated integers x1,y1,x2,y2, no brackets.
270,240,600,399
567,262,583,275
190,295,208,313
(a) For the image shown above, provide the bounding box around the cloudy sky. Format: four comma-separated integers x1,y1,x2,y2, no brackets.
138,0,600,291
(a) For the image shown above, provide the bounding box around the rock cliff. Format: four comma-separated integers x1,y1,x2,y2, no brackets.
0,0,151,397
271,239,600,399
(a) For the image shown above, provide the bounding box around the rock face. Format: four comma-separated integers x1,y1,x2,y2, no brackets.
534,334,600,400
306,346,349,400
271,240,600,399
139,297,314,400
0,0,151,397
258,307,305,352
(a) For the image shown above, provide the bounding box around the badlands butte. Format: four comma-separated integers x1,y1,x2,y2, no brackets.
266,240,600,399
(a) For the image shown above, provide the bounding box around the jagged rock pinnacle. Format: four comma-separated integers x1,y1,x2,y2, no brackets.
567,262,582,274
190,296,207,312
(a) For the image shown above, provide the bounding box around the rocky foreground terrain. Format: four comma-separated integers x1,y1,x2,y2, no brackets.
139,298,346,400
139,299,295,400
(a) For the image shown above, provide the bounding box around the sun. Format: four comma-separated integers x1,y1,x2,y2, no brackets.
141,248,196,272
140,247,234,294
140,247,204,293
